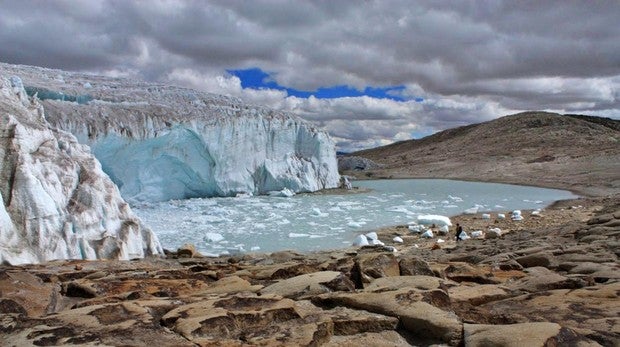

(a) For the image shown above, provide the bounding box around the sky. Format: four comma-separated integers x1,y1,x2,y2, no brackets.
0,1,619,152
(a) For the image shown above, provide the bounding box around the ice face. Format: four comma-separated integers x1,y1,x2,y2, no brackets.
0,63,340,202
0,77,163,265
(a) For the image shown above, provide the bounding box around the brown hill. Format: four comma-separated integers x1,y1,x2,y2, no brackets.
349,111,620,196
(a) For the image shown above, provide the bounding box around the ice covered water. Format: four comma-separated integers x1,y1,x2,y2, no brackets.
133,179,576,256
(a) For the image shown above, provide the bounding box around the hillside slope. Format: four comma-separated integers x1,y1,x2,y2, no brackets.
350,111,620,196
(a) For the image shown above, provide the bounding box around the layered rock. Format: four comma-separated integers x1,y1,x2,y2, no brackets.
0,76,162,264
0,63,340,202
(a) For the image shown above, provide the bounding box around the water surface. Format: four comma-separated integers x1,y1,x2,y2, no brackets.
133,179,576,256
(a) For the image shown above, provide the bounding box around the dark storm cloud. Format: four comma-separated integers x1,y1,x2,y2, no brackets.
0,0,618,151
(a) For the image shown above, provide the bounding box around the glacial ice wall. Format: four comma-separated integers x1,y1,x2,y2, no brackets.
0,76,163,264
19,79,340,203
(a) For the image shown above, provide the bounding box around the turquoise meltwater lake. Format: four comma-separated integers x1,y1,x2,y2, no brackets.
133,179,577,256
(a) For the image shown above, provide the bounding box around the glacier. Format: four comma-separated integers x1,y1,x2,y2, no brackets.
0,63,341,203
0,76,163,265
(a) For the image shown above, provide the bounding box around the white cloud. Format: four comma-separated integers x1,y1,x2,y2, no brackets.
0,0,618,151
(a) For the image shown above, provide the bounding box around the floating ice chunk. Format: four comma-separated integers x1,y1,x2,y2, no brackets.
497,213,506,219
487,228,502,239
393,236,404,243
352,234,369,246
417,214,452,227
288,233,309,238
470,230,484,239
311,208,329,217
482,213,491,220
449,195,463,202
365,232,378,240
268,188,296,197
227,246,246,255
250,246,261,251
438,225,449,234
204,232,224,243
235,192,253,198
464,207,479,215
83,82,92,89
421,230,434,238
347,221,365,228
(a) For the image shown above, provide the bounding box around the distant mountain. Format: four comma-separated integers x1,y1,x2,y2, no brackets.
348,111,620,196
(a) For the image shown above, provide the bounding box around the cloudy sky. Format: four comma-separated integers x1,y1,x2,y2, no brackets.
1,1,619,151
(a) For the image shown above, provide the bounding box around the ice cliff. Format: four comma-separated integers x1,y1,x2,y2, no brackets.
0,64,340,202
0,76,163,265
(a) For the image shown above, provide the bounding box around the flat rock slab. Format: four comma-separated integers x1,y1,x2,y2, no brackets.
161,293,333,346
364,275,455,292
0,299,196,346
315,288,462,345
260,271,355,299
480,282,620,346
448,284,512,306
464,322,599,347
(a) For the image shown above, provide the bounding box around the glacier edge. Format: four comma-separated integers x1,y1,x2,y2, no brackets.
0,76,163,265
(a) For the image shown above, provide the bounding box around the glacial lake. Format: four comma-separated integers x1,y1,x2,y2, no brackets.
133,179,577,256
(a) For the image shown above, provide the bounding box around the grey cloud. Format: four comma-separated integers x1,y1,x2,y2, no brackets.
0,0,617,151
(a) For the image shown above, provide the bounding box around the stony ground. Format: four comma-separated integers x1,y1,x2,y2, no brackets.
1,196,618,346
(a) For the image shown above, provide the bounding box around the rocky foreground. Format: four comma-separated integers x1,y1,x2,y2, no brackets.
1,196,618,346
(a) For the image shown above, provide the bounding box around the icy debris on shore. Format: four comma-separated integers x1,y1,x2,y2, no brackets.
352,234,370,247
482,213,491,220
487,228,502,239
439,225,450,234
511,210,524,221
408,225,423,233
497,213,506,219
471,230,484,239
393,236,404,243
421,230,434,238
458,231,470,240
417,214,452,227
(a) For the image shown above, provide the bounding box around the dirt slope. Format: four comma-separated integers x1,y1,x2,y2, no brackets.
349,111,620,196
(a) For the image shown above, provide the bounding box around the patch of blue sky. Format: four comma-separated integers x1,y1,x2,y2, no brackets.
227,67,422,102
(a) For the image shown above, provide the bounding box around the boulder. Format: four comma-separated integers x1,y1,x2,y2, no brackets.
162,293,333,346
323,306,399,336
199,275,262,295
509,267,585,292
448,284,512,306
444,262,500,284
399,256,435,276
464,322,597,347
364,275,453,293
351,252,400,288
324,331,413,347
314,289,462,345
260,271,355,299
177,244,201,258
515,252,555,269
